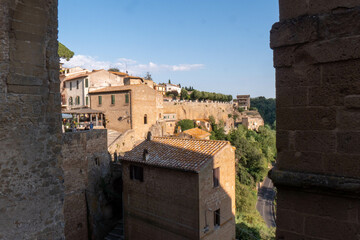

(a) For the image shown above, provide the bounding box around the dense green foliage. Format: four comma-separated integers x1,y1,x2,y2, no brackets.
250,97,276,127
180,88,190,100
176,119,195,132
108,68,120,72
188,89,232,102
58,42,74,61
210,118,276,239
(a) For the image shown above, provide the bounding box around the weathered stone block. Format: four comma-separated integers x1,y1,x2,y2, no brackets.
279,0,308,21
322,153,360,178
277,86,308,107
271,15,319,48
277,151,324,174
276,209,304,234
322,59,360,86
319,7,360,40
295,131,336,152
337,132,360,154
345,95,360,108
305,215,360,239
277,107,336,130
276,65,321,87
337,108,360,130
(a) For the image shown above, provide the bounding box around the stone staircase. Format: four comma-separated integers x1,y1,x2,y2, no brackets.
107,129,122,147
104,220,124,240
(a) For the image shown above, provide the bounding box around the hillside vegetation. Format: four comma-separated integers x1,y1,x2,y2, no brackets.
209,116,276,240
250,97,276,127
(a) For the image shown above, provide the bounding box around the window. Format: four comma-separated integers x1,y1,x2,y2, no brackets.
76,80,79,89
213,167,220,187
70,82,72,90
130,165,143,182
63,82,66,88
144,114,147,124
111,95,115,105
85,78,88,88
125,93,129,104
68,97,73,106
86,96,89,106
98,96,102,105
214,209,220,227
75,96,80,105
94,157,100,166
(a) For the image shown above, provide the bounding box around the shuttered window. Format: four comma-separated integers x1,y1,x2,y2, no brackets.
125,93,129,103
111,95,115,105
98,96,102,105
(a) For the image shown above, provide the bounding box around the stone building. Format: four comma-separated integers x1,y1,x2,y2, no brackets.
270,1,360,239
61,69,125,109
178,127,212,140
195,118,212,131
161,112,177,135
155,83,166,95
89,85,163,138
120,137,236,240
236,95,250,110
165,83,181,94
241,116,264,131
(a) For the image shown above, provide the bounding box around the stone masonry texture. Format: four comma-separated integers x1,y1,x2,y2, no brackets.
271,1,360,239
62,130,111,240
0,0,65,239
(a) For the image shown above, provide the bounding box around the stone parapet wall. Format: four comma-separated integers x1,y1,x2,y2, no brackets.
271,1,360,239
0,0,65,239
62,130,111,240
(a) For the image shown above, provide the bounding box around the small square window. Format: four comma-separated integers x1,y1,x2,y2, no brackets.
130,165,143,182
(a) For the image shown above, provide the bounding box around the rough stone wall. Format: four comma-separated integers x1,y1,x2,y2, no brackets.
0,0,65,239
122,162,200,239
62,130,111,240
108,129,138,155
163,101,233,123
199,145,235,240
271,1,360,239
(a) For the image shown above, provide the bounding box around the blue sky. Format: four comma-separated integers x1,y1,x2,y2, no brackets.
59,0,279,98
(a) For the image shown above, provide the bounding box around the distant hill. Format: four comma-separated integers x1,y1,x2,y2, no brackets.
250,97,276,127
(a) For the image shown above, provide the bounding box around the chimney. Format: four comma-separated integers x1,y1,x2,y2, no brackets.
147,131,153,141
143,149,149,161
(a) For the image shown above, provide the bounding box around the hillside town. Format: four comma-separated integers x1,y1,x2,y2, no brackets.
58,65,265,239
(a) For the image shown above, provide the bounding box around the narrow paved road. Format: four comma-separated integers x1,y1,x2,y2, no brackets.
256,177,276,228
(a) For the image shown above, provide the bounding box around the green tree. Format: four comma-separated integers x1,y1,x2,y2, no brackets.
180,88,189,100
144,72,152,80
176,119,195,132
58,42,74,61
251,97,276,127
108,68,120,72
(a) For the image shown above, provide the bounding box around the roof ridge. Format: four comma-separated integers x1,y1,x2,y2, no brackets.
153,136,230,144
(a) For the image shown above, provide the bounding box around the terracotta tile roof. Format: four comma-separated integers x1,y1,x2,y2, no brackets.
125,76,143,79
182,128,211,139
120,137,230,172
110,71,128,76
88,84,148,94
63,73,88,81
